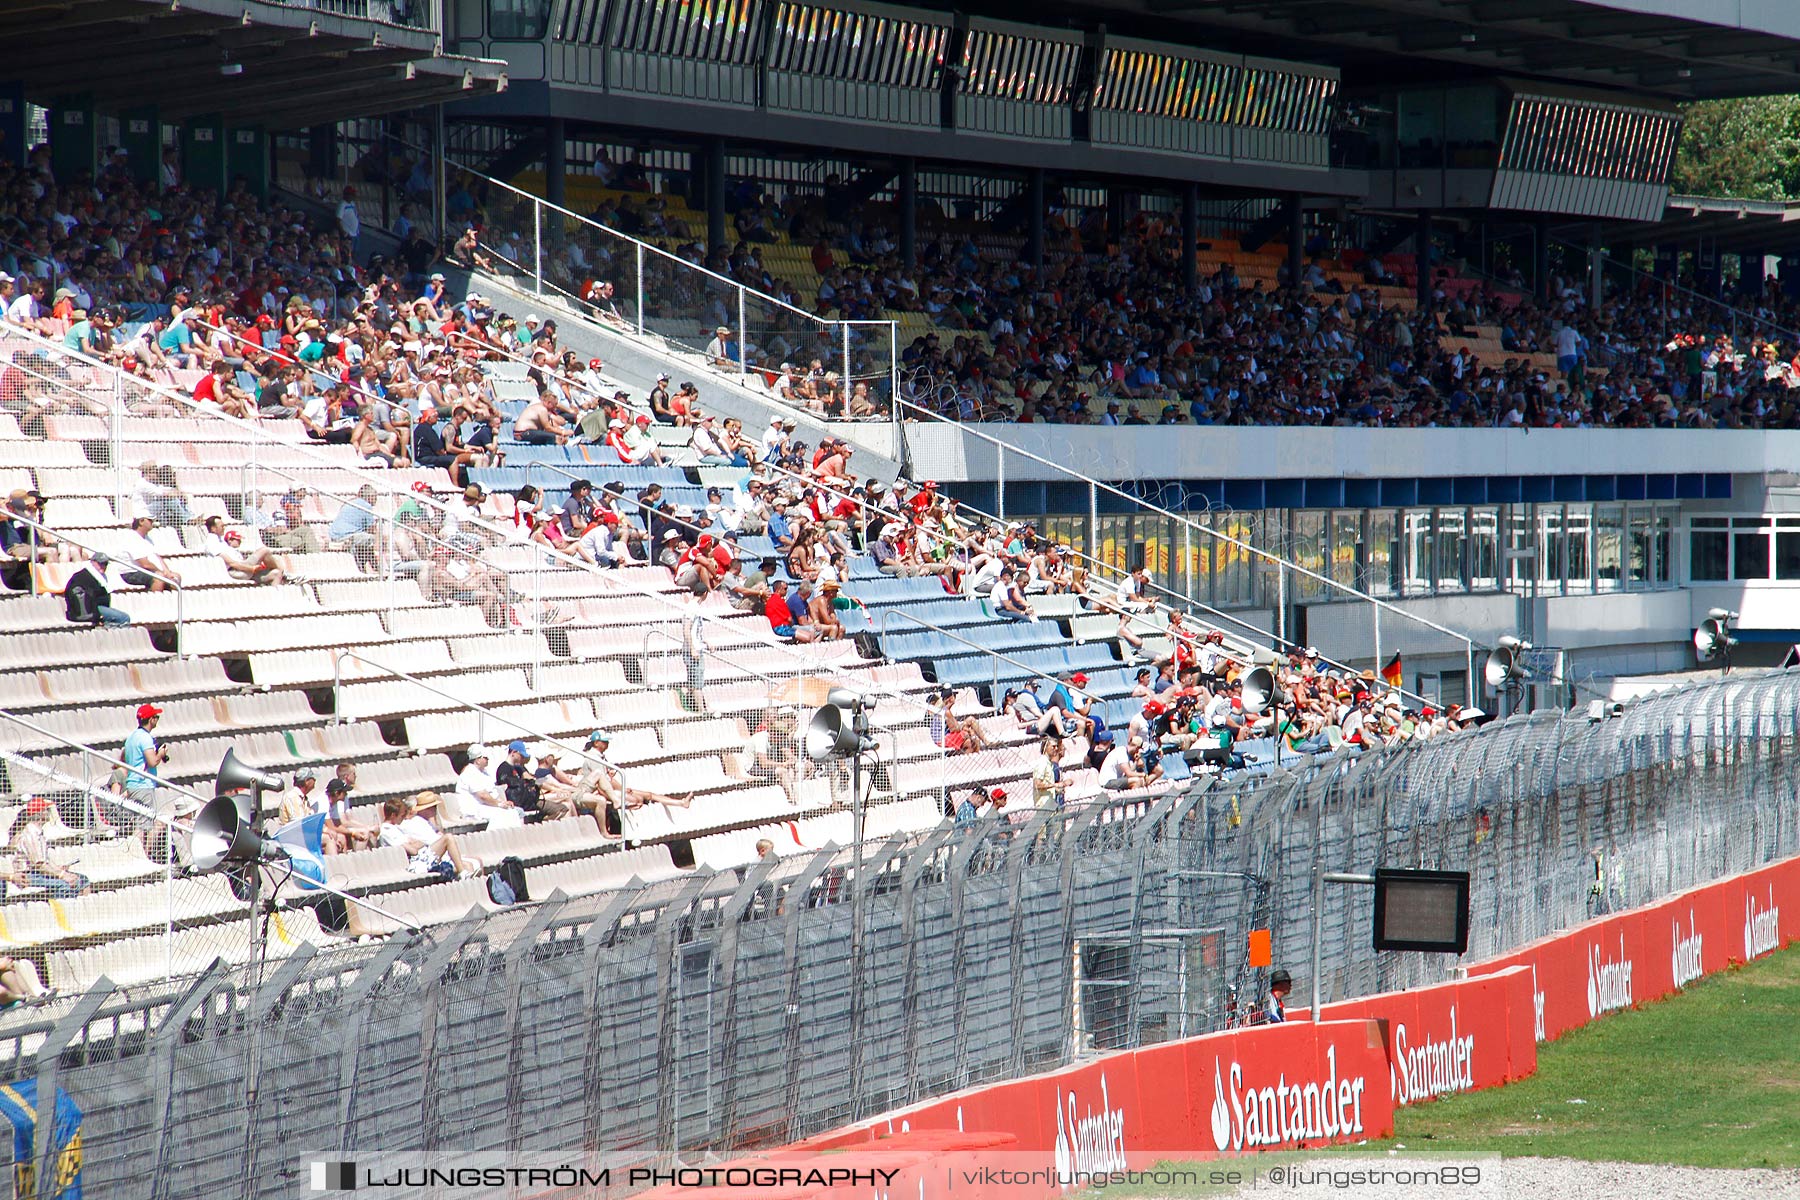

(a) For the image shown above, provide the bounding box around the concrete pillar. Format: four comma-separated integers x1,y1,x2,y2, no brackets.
181,114,227,196
117,107,158,187
1287,191,1304,290
705,136,727,251
544,116,566,210
1027,167,1045,270
898,157,917,270
1181,181,1198,293
1415,209,1433,310
0,83,25,170
50,95,96,182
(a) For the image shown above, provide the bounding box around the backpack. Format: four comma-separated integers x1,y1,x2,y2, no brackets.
487,855,530,906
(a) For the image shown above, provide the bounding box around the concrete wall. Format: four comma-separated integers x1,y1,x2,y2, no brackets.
902,422,1800,483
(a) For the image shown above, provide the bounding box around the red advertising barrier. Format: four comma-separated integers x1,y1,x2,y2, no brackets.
1468,851,1800,1043
773,850,1800,1198
1319,964,1536,1106
799,1017,1395,1162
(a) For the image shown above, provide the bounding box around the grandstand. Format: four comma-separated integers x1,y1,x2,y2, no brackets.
4,0,1800,1194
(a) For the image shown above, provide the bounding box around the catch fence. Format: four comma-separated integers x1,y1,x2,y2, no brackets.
2,670,1797,1195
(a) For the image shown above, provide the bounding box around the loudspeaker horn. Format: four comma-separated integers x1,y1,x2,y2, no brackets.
191,795,275,874
805,703,861,762
1241,666,1285,715
1693,617,1734,662
1482,644,1517,692
216,748,286,798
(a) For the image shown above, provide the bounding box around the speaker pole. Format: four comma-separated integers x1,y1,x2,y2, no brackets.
847,703,868,1120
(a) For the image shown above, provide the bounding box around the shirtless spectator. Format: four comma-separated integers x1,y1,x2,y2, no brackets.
514,389,573,446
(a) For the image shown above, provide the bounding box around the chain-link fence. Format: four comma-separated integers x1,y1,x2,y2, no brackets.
0,669,1795,1195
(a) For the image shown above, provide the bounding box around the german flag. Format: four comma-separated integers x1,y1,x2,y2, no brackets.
1380,653,1404,688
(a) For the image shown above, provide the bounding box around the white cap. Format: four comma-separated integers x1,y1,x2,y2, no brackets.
468,744,489,759
609,418,625,428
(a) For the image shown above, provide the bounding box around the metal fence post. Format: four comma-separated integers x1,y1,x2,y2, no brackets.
533,202,543,296
635,243,645,336
737,287,748,377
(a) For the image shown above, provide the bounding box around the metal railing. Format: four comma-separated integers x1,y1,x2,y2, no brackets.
892,390,1484,682
3,510,187,656
747,456,1440,707
422,151,902,419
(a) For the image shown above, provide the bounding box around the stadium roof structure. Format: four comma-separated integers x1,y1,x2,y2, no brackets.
0,0,508,129
1004,0,1800,100
1559,194,1800,255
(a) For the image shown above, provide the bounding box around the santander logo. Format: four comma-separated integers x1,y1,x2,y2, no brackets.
1051,1074,1127,1187
1672,909,1704,989
1745,887,1781,961
1208,1045,1367,1151
1392,1006,1475,1105
1585,932,1633,1018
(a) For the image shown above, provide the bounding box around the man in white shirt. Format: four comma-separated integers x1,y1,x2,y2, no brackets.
575,514,625,567
454,746,526,828
123,516,180,590
337,187,361,248
704,325,735,368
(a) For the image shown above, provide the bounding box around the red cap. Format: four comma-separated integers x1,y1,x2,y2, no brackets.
588,357,603,370
1143,700,1166,717
1070,673,1089,686
24,797,51,815
697,535,714,549
989,787,1006,801
635,413,651,424
136,703,163,721
600,511,620,524
411,481,431,493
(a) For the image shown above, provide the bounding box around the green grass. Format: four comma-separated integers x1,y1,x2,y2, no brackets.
1361,940,1800,1169
1094,944,1800,1196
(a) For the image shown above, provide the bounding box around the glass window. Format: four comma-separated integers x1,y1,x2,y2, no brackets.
1778,531,1800,581
1563,508,1592,592
488,0,550,40
1689,518,1728,581
1654,513,1672,584
1733,517,1771,581
1291,511,1328,601
1467,507,1498,591
1434,508,1466,593
1595,505,1624,593
1367,509,1397,598
1402,509,1434,595
1331,512,1363,591
1627,508,1650,589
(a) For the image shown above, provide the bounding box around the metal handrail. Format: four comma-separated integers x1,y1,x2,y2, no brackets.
888,389,1482,684
743,456,1437,707
0,323,932,720
3,510,186,657
329,647,623,775
428,149,901,403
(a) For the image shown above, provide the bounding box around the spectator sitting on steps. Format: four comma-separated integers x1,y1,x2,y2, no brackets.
62,552,129,627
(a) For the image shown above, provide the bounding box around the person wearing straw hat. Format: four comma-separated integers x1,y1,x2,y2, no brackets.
377,793,480,879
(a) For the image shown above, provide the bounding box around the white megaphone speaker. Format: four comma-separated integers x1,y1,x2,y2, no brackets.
191,794,282,874
805,687,872,762
216,747,286,817
1483,635,1531,694
1241,666,1285,716
1694,608,1737,665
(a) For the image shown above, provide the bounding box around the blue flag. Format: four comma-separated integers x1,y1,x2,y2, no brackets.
271,813,329,891
0,1080,83,1200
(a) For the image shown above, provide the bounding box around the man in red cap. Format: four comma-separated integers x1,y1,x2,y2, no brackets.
121,703,168,852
